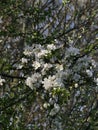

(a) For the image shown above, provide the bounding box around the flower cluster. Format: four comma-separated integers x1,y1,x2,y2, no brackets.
22,41,97,91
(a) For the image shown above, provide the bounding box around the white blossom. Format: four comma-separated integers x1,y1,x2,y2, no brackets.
42,76,55,90
42,75,64,90
42,75,57,90
23,46,33,56
21,58,28,64
31,73,41,83
56,64,63,71
94,78,98,85
25,77,33,89
43,102,50,109
43,63,53,70
32,61,41,70
47,44,56,50
91,59,97,68
25,73,41,89
86,69,93,77
42,63,53,75
0,77,5,86
37,49,49,58
74,83,79,88
17,65,23,69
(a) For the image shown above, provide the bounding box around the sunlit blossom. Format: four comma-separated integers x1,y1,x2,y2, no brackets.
42,75,57,90
32,61,41,70
25,73,41,89
47,44,56,50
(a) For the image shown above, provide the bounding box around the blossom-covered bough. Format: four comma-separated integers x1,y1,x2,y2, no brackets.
0,0,98,130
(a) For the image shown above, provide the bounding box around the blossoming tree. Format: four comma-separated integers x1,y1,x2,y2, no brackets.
0,0,98,130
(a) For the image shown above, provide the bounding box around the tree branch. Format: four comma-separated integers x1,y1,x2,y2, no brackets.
0,72,26,80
